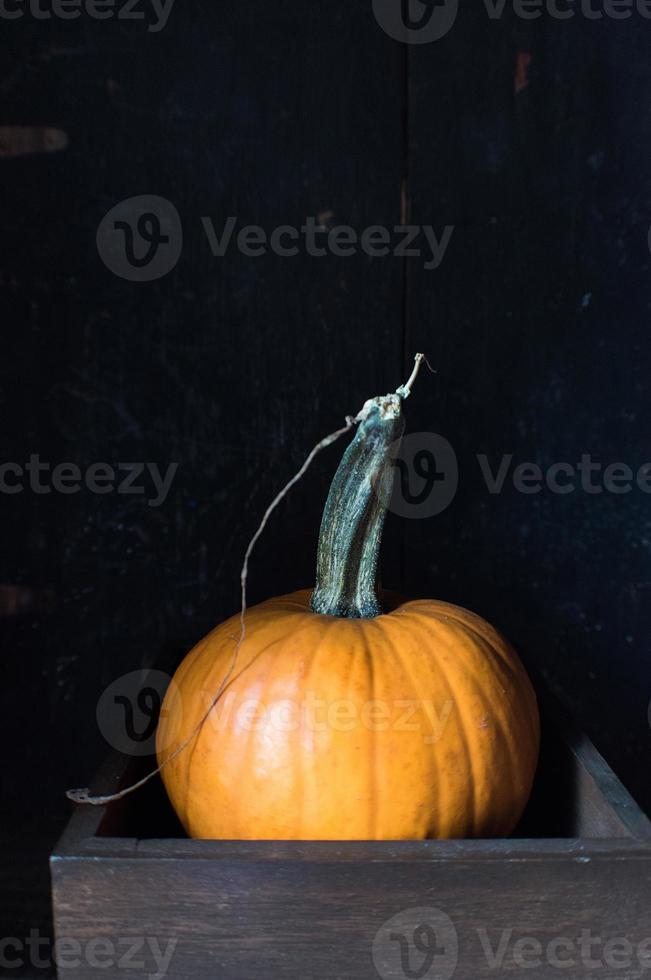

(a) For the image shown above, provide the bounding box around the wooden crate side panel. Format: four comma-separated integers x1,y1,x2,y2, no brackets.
51,856,651,980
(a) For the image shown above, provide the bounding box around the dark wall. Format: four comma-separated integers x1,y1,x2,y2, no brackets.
1,0,650,962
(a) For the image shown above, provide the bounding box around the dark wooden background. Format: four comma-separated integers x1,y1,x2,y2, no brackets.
1,2,650,974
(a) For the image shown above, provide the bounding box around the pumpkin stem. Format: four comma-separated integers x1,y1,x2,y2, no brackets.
396,351,432,399
311,354,427,619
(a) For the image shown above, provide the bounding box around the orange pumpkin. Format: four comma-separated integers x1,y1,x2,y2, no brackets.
157,366,540,840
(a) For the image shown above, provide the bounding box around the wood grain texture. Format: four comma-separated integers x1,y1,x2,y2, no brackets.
51,857,651,980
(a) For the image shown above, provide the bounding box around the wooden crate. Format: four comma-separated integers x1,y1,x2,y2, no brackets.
51,690,651,980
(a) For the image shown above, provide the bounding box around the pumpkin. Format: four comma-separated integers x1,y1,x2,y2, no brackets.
156,367,540,840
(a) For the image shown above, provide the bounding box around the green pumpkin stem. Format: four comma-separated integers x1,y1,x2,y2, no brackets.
311,354,427,619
